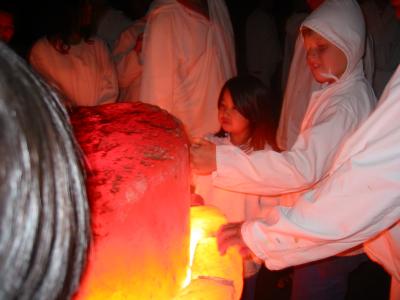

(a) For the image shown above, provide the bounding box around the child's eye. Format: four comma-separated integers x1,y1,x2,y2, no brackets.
317,45,328,52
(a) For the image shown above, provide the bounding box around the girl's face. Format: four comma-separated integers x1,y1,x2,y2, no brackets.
303,30,347,84
218,89,250,142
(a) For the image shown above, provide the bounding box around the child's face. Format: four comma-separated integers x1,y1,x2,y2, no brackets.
218,89,250,138
303,30,347,84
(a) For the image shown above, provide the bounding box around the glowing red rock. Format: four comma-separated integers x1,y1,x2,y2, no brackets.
71,102,191,299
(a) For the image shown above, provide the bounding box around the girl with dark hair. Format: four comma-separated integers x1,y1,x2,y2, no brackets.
193,75,278,300
215,75,278,152
0,41,90,299
29,0,118,107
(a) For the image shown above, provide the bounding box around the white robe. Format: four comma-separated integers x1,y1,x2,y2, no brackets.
112,19,146,102
30,37,118,107
362,0,400,97
212,0,376,196
242,64,400,300
139,0,236,138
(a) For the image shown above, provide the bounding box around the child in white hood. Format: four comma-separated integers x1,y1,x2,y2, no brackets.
278,0,375,151
191,0,376,298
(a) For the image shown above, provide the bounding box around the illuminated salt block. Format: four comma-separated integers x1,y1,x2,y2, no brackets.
175,206,243,300
71,103,191,300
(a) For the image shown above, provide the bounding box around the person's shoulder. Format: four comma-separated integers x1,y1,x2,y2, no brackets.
336,77,374,99
31,37,49,50
326,80,375,113
148,0,180,18
29,37,52,61
147,0,196,32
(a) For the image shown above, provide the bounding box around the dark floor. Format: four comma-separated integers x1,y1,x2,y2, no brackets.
253,260,391,300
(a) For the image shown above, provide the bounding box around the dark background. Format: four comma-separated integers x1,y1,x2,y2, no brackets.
2,0,294,62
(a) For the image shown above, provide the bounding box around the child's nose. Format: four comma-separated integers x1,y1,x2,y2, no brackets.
224,108,235,117
307,48,319,61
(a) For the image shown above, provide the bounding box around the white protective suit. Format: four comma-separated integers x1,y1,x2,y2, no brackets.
139,0,236,138
112,19,146,102
277,3,375,151
242,64,400,300
362,0,400,97
30,37,118,107
212,0,376,196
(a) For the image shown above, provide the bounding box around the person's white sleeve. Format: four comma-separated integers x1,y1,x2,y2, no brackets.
139,11,175,111
213,103,361,195
240,148,400,271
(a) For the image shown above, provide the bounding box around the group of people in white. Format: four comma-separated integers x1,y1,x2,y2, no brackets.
6,0,399,299
191,1,400,300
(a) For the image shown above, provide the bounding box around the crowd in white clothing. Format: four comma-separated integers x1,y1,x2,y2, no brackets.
9,0,400,299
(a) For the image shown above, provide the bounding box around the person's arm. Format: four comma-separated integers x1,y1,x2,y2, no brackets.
211,103,362,195
238,148,400,270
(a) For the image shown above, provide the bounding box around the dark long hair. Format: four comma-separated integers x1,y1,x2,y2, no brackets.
0,41,90,299
216,75,278,151
44,0,94,53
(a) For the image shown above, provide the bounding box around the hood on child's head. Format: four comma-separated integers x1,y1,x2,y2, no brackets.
301,0,365,81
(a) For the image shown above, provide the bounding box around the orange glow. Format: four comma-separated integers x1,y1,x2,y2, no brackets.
72,103,191,300
176,206,243,299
